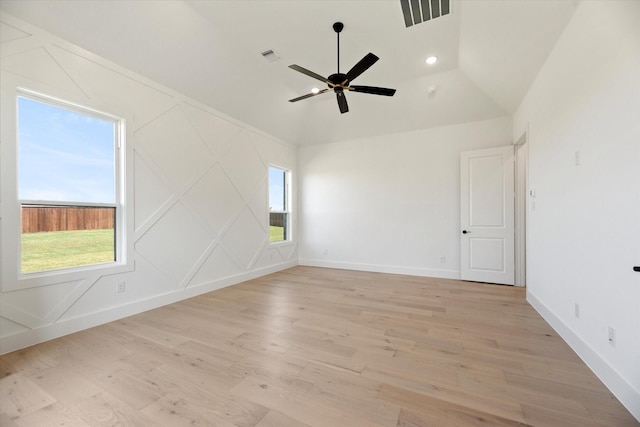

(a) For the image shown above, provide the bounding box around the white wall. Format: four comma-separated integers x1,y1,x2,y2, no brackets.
298,117,512,277
513,1,640,419
0,13,297,354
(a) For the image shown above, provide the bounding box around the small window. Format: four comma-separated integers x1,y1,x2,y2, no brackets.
268,166,290,243
18,95,122,274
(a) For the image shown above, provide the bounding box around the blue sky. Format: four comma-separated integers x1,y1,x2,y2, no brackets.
268,166,285,211
18,96,116,204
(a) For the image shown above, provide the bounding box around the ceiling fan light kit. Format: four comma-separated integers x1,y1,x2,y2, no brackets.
288,22,396,114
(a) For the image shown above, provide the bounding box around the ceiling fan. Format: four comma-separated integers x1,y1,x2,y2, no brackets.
288,22,396,114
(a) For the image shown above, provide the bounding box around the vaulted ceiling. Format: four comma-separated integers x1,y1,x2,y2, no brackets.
0,0,578,145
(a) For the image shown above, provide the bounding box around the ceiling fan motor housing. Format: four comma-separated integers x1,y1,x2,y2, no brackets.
328,73,348,90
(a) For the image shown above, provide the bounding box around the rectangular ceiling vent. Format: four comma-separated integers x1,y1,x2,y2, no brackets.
261,49,281,62
400,0,451,28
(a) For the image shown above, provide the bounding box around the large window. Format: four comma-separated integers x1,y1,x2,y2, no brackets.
268,166,290,243
18,94,122,274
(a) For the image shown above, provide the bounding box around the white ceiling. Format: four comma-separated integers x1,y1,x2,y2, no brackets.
0,0,578,145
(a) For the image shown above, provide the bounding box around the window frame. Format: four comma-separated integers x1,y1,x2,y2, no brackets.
268,165,292,245
1,88,132,291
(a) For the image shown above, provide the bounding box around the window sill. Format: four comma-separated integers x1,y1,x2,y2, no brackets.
269,240,294,247
6,260,134,292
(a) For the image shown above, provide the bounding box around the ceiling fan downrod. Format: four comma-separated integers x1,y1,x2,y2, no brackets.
333,22,343,73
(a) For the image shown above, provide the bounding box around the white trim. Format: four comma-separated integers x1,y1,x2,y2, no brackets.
3,90,133,290
17,88,121,122
514,132,528,287
268,165,292,243
527,291,640,421
299,258,460,280
20,201,117,208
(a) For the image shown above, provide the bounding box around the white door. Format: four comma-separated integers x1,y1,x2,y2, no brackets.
460,146,515,285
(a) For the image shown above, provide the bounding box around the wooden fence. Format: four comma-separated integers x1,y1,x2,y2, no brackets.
269,212,287,228
21,206,115,233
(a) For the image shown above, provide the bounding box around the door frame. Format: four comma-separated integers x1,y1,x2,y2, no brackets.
514,130,528,287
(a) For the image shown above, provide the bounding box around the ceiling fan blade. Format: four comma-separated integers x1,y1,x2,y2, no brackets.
345,53,379,83
289,88,331,103
336,91,349,114
349,85,396,96
289,65,330,85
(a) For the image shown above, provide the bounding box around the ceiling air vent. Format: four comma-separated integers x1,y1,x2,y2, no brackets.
261,49,281,62
400,0,450,28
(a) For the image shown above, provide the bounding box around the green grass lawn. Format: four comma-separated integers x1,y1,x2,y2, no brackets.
22,226,283,273
21,229,115,274
270,226,284,242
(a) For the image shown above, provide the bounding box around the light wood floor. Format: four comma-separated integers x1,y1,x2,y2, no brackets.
1,266,637,426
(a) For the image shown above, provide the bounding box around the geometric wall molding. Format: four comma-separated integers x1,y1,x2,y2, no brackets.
50,44,177,129
188,244,242,288
134,201,213,285
0,21,31,43
221,207,268,270
133,150,175,233
0,278,86,328
2,45,86,98
0,13,297,354
134,105,214,192
220,130,267,200
183,101,244,160
183,164,245,236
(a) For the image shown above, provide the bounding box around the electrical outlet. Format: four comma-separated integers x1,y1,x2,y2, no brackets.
117,281,126,293
608,326,616,347
440,256,446,263
574,303,580,319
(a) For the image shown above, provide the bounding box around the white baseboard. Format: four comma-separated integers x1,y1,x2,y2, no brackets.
527,290,640,422
0,260,297,355
298,258,460,280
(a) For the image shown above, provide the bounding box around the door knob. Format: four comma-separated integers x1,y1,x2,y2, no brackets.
634,266,640,272
462,230,470,234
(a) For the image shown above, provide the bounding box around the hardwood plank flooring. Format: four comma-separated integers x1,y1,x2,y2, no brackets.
1,266,637,426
